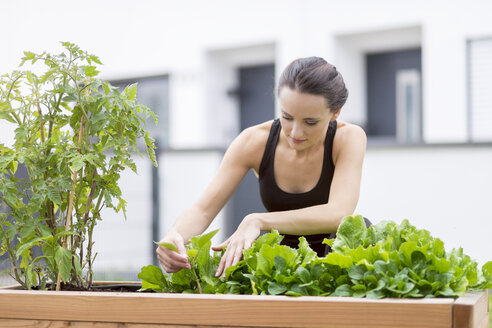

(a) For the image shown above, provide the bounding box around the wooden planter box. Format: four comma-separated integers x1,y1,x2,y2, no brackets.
0,282,489,328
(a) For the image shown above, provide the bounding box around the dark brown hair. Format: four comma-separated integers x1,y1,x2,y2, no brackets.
278,57,348,111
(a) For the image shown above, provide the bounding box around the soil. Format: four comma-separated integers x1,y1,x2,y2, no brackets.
32,283,144,293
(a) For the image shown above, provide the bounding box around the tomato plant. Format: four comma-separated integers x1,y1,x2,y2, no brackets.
0,42,157,290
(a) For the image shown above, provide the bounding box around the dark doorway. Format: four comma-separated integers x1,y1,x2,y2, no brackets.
366,49,422,142
0,164,30,272
226,64,275,236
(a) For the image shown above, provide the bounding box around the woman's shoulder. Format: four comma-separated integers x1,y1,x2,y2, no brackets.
238,120,274,152
332,120,367,162
228,120,275,168
334,120,366,142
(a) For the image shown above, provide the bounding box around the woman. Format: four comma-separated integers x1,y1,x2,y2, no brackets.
156,57,367,277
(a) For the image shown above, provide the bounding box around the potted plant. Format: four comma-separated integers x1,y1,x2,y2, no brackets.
0,42,157,291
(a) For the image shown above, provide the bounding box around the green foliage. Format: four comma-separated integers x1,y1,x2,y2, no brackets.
139,215,492,298
139,229,222,293
0,42,157,289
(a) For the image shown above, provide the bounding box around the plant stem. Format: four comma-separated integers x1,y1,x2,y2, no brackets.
76,170,97,247
36,94,57,236
4,236,24,288
74,169,97,267
190,259,203,294
55,115,85,291
49,201,56,234
87,220,95,288
48,77,65,142
94,192,104,214
82,170,97,226
36,94,45,142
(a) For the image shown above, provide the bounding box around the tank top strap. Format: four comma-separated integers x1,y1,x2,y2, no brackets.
324,120,337,168
259,119,280,177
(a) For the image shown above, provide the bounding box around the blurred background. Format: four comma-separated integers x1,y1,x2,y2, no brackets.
0,0,491,282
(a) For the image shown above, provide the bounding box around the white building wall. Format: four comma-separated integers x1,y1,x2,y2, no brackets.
358,146,492,266
1,0,491,274
3,0,492,144
91,156,153,276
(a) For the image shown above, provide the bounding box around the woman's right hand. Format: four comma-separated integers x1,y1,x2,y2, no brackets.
155,230,191,273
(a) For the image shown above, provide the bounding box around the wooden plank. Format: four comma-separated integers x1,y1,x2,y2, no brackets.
0,318,240,327
0,289,455,328
453,290,489,328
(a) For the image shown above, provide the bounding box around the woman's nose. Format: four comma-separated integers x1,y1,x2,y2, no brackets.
290,122,303,138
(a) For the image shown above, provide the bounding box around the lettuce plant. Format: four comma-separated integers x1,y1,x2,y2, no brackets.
140,215,492,298
0,43,157,290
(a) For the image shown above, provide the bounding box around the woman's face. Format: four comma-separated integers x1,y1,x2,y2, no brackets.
278,87,338,151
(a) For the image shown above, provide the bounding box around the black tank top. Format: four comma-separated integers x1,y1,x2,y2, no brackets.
258,119,337,256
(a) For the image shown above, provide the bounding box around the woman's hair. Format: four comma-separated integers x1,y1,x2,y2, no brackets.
277,57,348,111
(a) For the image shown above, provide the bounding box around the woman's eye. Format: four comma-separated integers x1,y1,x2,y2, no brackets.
306,121,318,126
282,116,293,121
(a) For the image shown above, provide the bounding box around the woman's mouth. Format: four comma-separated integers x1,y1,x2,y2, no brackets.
290,137,306,144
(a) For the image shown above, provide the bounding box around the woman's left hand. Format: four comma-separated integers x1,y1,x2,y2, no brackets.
212,214,261,277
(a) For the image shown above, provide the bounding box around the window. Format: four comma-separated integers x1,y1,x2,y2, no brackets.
396,69,421,143
468,38,492,142
366,49,422,143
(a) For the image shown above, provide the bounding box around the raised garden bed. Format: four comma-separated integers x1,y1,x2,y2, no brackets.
0,282,488,328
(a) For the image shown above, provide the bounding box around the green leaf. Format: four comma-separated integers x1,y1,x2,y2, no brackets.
366,289,385,299
26,71,34,83
187,249,198,258
124,83,138,101
81,65,99,77
73,254,82,277
55,246,72,283
267,282,287,295
274,256,286,272
322,238,335,247
294,266,311,284
256,244,297,278
138,265,167,292
39,70,54,83
47,187,62,205
332,215,368,251
348,265,366,281
0,111,16,124
9,160,18,174
15,237,44,258
332,284,352,296
71,155,85,171
144,132,158,167
297,237,317,265
102,82,111,95
0,101,11,111
482,261,492,288
23,51,36,60
89,55,103,65
21,223,36,239
190,229,219,249
154,241,178,252
322,252,353,269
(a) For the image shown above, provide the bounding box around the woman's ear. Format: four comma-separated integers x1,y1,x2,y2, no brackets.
330,108,341,121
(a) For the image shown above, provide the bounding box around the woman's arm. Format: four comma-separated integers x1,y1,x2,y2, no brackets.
156,124,267,272
214,123,367,276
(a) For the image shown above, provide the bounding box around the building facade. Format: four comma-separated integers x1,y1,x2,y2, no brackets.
1,0,491,278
